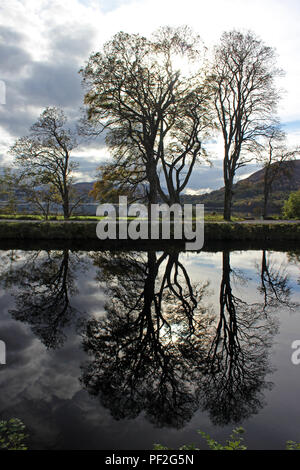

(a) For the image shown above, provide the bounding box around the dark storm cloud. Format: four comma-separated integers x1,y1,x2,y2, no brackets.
0,43,31,75
19,61,83,108
0,22,96,139
0,25,25,46
0,25,31,77
0,25,31,116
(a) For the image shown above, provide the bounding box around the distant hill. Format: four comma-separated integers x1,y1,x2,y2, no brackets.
74,181,95,199
74,181,95,192
181,160,300,215
73,161,300,216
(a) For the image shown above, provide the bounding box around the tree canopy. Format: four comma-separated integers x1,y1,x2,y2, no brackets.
80,26,214,206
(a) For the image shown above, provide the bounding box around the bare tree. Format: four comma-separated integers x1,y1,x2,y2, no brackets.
210,30,282,220
255,129,299,219
9,107,84,219
80,26,214,208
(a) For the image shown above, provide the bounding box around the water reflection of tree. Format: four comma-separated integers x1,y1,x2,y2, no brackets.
287,250,300,286
0,247,283,428
258,250,293,311
81,249,277,428
199,250,277,426
0,249,84,348
81,250,214,428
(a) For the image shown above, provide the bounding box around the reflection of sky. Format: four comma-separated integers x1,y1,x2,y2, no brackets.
0,248,300,449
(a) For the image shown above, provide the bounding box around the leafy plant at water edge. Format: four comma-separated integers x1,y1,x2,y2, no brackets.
286,440,300,450
198,427,247,450
154,427,300,450
154,427,246,450
0,418,28,450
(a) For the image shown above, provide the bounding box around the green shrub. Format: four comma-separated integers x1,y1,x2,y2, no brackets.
283,190,300,219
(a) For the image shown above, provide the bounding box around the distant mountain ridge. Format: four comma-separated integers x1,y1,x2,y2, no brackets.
74,160,300,215
73,181,95,196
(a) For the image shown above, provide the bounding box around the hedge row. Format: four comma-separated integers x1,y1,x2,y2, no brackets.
0,221,299,242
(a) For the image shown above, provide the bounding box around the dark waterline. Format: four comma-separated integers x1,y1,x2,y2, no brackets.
0,242,299,450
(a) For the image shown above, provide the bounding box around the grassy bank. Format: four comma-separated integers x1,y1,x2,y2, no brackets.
0,220,299,243
0,213,245,222
0,214,102,221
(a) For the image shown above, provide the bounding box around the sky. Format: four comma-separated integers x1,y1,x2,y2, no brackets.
1,0,300,193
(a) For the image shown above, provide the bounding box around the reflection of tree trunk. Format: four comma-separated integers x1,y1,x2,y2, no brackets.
220,250,238,345
261,250,268,308
143,251,158,337
60,249,70,313
209,250,240,365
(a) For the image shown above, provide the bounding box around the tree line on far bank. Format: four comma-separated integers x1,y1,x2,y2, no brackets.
2,26,300,220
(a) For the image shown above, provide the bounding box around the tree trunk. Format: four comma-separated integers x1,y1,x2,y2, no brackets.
146,161,158,221
62,155,70,219
63,194,70,219
263,169,270,220
45,201,50,221
223,155,234,221
223,184,233,221
262,192,268,220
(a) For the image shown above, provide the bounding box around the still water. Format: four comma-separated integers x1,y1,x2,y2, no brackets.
0,245,300,450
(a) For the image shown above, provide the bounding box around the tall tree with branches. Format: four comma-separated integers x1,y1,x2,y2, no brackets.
80,26,214,208
210,30,282,220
